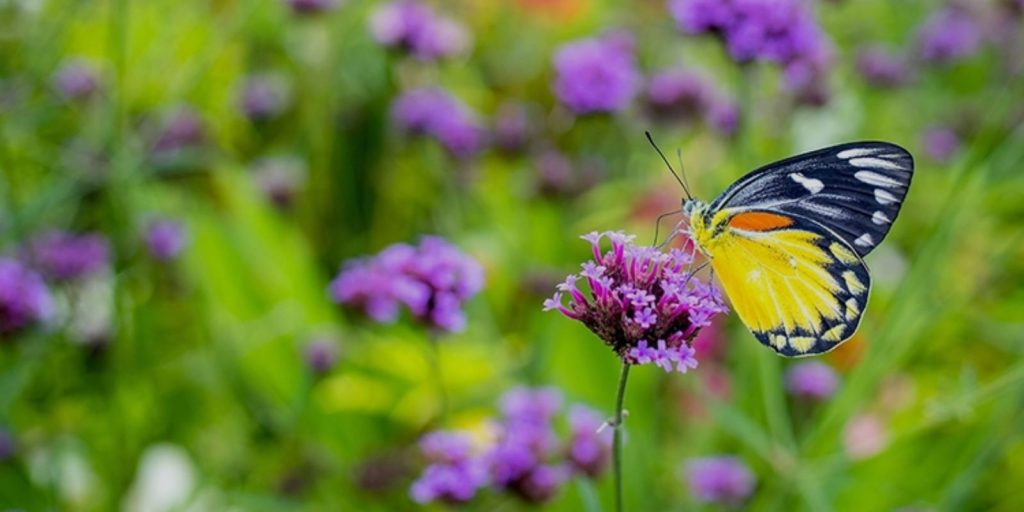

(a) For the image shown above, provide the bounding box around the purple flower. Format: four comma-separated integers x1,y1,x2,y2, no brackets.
251,155,308,209
52,60,99,101
668,0,735,35
370,1,470,60
329,236,483,333
239,74,290,121
24,230,110,281
707,99,740,137
493,101,532,153
856,45,909,88
0,429,13,461
552,32,640,115
151,106,204,156
785,361,839,399
916,7,982,65
391,88,485,159
0,259,52,337
685,456,756,505
487,387,568,502
411,430,487,504
644,69,712,123
922,125,961,163
543,231,727,371
534,149,575,196
145,219,186,262
566,405,612,477
304,338,339,375
513,464,570,503
286,0,338,15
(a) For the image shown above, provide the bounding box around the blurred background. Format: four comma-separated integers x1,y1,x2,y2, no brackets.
1,0,1023,510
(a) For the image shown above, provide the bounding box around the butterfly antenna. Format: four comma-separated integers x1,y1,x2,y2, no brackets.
676,148,693,201
645,131,692,200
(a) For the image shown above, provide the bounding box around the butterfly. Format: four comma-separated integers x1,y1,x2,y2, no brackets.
662,139,914,357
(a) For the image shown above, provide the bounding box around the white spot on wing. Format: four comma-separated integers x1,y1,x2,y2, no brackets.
837,148,877,159
850,157,904,171
872,211,891,225
790,172,824,194
854,233,874,247
855,170,902,187
875,189,898,205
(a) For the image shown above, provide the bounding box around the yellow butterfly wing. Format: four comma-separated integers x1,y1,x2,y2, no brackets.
695,210,869,356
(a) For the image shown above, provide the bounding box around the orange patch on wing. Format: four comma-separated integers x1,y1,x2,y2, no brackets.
728,211,795,232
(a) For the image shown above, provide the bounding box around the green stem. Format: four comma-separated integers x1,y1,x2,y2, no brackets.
612,361,632,512
426,333,448,424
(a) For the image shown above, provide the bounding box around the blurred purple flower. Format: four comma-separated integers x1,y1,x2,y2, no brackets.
685,456,756,505
785,361,839,399
566,405,612,477
145,219,186,262
24,230,109,281
52,60,99,101
922,125,961,163
493,101,532,153
916,7,982,65
411,430,487,504
543,231,727,371
856,45,909,88
534,149,576,197
330,236,483,333
252,155,308,209
644,69,712,123
708,99,740,138
391,88,485,159
0,429,13,461
0,258,52,337
668,0,735,35
286,0,338,15
304,338,339,375
370,0,469,60
488,387,569,503
239,74,291,121
553,32,640,115
151,107,204,156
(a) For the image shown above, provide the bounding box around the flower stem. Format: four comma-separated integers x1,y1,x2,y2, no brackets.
612,361,632,512
426,333,448,424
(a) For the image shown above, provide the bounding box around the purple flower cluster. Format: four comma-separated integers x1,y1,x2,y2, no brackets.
685,456,756,505
329,236,483,333
151,106,205,156
915,7,981,65
856,45,909,88
643,69,740,136
304,337,340,375
286,0,338,16
239,73,291,121
552,32,640,115
370,0,470,60
410,431,488,504
251,155,307,209
410,387,612,505
0,259,52,337
669,0,833,94
921,125,961,163
24,230,110,281
543,231,727,371
52,60,100,101
145,219,187,262
391,88,485,159
784,361,839,400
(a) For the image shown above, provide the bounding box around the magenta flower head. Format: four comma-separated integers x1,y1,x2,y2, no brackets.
915,7,981,65
856,45,909,88
369,0,470,60
52,60,100,101
488,387,569,503
566,405,613,477
24,230,109,282
0,258,52,337
286,0,338,16
391,88,485,159
544,231,727,372
644,69,712,123
685,456,756,505
239,73,291,121
330,236,483,333
145,218,187,262
552,32,640,115
921,125,961,163
785,361,839,400
410,430,488,504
